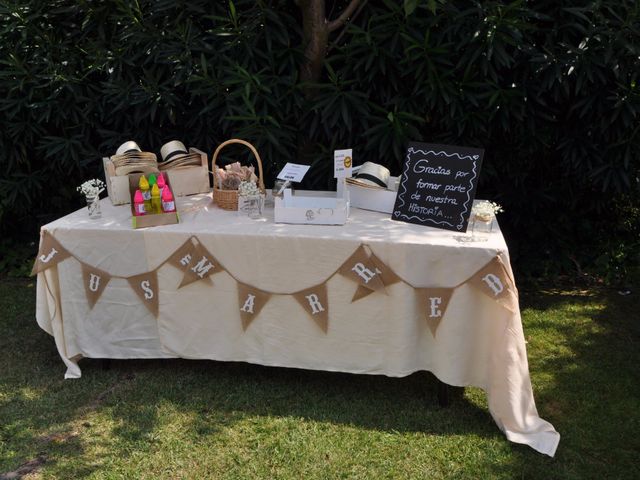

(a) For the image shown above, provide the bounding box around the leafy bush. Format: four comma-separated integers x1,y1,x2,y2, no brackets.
0,0,638,281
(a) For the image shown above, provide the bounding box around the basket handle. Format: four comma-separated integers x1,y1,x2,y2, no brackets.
211,139,265,191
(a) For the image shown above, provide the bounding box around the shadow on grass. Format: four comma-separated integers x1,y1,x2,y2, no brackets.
2,276,639,478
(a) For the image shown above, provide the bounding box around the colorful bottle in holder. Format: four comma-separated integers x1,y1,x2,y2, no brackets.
156,173,166,194
133,190,146,216
148,173,157,188
161,186,176,213
151,183,162,214
138,175,151,212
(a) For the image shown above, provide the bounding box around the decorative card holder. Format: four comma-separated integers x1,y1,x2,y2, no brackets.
274,189,349,225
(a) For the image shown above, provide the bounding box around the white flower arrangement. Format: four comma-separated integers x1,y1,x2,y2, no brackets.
472,200,504,220
238,180,261,197
77,179,106,198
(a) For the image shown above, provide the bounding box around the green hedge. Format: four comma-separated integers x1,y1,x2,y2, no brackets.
1,0,638,280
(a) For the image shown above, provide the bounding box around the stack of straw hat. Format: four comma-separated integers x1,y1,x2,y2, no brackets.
111,141,159,176
159,141,202,170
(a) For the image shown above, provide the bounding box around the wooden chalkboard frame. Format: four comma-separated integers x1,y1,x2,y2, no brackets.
392,142,484,232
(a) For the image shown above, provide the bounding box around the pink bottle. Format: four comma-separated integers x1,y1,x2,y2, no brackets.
157,173,166,193
133,189,146,216
161,187,176,213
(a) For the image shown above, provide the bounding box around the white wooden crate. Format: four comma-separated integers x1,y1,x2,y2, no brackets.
104,147,210,205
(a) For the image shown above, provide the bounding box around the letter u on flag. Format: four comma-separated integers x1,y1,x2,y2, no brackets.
81,263,111,309
293,284,329,333
237,283,271,331
31,231,72,275
127,271,160,317
468,256,518,312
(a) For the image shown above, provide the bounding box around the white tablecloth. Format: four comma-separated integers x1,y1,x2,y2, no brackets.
35,194,559,456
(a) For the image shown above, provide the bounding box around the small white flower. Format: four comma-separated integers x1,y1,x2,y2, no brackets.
472,200,504,219
238,180,260,197
77,179,106,197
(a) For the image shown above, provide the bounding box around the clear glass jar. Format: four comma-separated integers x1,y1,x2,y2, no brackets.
86,195,102,219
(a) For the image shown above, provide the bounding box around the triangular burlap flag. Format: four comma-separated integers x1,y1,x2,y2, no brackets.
31,232,72,275
338,246,385,299
417,287,454,337
468,256,518,312
293,284,329,333
81,263,111,309
237,282,272,331
166,237,198,271
166,237,212,286
351,284,372,302
370,253,402,286
127,271,160,317
179,243,220,288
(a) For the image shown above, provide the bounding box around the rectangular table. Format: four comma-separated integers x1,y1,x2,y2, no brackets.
35,194,559,456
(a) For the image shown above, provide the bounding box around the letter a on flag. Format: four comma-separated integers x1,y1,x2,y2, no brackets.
81,263,111,309
293,284,329,333
237,282,271,331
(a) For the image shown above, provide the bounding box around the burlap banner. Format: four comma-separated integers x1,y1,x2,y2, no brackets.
127,271,160,317
179,242,221,288
339,245,386,302
81,263,111,309
237,282,272,331
468,256,517,312
31,231,72,275
33,231,521,334
417,287,454,337
293,284,329,333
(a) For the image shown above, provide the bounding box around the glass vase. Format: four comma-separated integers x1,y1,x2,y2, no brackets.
86,194,102,219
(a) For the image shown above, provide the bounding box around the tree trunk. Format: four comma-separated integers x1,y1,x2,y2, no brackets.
298,0,329,85
297,0,362,86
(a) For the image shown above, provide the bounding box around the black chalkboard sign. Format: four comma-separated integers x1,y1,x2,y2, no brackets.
392,142,484,232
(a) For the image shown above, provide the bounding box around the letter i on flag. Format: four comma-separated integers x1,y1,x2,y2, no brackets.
293,284,329,333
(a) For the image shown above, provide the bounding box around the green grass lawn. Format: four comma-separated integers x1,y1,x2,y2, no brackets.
1,276,638,479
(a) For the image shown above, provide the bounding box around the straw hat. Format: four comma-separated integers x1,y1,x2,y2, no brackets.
345,162,390,189
158,140,201,170
111,141,158,176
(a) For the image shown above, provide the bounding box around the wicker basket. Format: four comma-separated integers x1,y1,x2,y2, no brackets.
212,139,265,211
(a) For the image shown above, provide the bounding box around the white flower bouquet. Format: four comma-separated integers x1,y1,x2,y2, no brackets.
77,179,106,198
472,200,504,221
